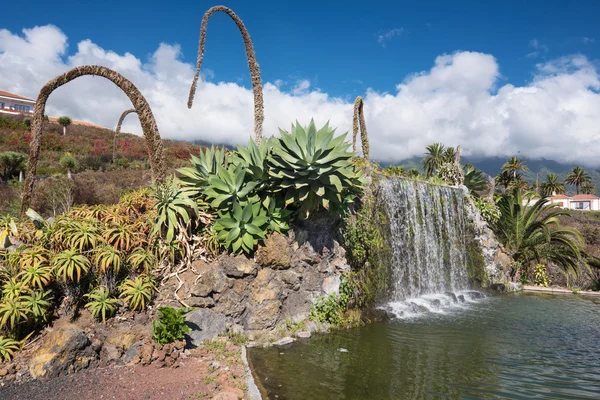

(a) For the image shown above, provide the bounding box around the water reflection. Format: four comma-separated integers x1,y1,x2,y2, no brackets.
249,294,600,399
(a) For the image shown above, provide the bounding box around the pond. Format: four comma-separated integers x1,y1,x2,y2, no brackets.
248,293,600,399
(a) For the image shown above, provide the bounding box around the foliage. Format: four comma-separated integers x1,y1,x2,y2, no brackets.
213,201,268,254
152,177,198,243
268,120,363,213
0,296,28,330
127,247,156,274
581,181,596,195
59,153,78,174
472,196,500,224
533,264,551,287
422,143,446,178
492,189,585,275
94,245,123,275
21,289,52,323
501,156,528,179
57,116,72,128
540,173,566,197
566,166,592,194
0,151,27,182
152,306,194,344
51,249,90,282
0,336,21,362
84,286,118,323
309,278,354,326
178,146,226,191
463,164,488,196
119,276,156,311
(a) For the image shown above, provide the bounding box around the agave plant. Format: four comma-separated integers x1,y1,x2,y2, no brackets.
203,163,259,211
85,286,118,323
0,335,21,362
128,247,156,274
152,177,198,243
262,197,291,234
213,201,268,254
21,289,52,323
94,245,123,275
268,120,363,213
178,146,226,191
233,138,271,186
51,249,91,282
119,276,157,311
463,164,489,197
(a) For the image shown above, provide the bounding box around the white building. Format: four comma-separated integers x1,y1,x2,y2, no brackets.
0,90,35,115
549,194,600,211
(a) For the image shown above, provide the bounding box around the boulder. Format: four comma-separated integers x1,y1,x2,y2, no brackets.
185,308,228,347
188,296,215,308
192,266,231,297
29,323,95,379
244,300,280,331
256,233,292,269
273,337,296,346
322,276,341,295
123,341,144,365
214,290,246,317
220,255,258,277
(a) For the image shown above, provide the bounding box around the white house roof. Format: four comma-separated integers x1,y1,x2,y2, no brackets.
0,90,35,103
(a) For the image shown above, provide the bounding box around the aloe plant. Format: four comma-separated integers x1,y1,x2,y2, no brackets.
21,289,52,323
268,119,363,212
119,276,157,311
85,286,118,323
0,336,21,362
213,201,268,254
152,177,198,243
94,245,123,275
128,247,156,274
51,249,90,282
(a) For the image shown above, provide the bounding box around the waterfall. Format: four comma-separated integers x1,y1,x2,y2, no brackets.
379,178,482,317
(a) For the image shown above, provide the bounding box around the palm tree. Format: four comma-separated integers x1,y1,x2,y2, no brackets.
495,170,513,191
443,147,456,163
352,96,369,160
492,189,584,276
540,173,566,197
507,175,529,192
21,65,166,216
422,143,446,178
581,181,596,195
57,116,72,135
565,166,591,194
188,5,264,144
501,156,528,179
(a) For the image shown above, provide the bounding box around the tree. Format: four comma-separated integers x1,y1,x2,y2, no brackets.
495,170,513,191
0,152,27,183
492,189,585,276
21,65,167,217
565,166,591,194
59,153,78,179
189,5,264,144
57,116,72,135
581,181,596,195
540,173,566,197
501,156,528,179
507,174,529,192
443,147,456,163
422,143,446,178
352,96,369,160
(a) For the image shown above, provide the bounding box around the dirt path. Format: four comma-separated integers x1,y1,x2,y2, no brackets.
0,346,249,400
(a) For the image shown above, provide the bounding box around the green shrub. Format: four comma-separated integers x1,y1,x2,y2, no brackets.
309,278,354,326
85,286,118,323
473,196,500,224
152,306,194,344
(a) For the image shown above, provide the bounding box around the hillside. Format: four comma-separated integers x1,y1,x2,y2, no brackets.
0,114,204,216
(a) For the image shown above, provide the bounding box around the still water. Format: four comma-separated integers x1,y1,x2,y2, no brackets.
249,293,600,399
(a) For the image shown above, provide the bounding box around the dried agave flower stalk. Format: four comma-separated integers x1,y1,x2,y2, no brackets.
353,96,370,160
113,108,136,163
21,65,166,216
188,5,264,144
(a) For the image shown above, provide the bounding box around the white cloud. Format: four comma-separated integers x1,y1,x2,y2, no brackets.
582,37,595,45
378,28,404,47
1,25,600,166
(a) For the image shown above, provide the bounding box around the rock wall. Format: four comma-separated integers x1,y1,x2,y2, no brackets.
162,215,350,339
462,187,512,285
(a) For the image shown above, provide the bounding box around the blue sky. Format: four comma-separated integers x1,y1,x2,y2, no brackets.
3,0,599,97
1,1,600,164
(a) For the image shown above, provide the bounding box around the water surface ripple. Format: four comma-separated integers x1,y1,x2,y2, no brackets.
249,293,600,399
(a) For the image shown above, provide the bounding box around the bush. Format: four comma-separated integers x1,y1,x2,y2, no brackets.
152,306,194,344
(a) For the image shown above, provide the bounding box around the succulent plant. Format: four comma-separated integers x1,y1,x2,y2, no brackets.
178,146,226,192
152,177,198,243
202,163,259,212
213,201,268,254
268,119,363,212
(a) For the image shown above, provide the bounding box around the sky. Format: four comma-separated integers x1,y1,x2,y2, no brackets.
1,0,600,165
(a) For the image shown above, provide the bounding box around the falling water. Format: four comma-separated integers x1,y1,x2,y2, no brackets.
379,178,483,318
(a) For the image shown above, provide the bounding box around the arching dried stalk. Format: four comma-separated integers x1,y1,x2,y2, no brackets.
188,5,264,144
352,96,370,160
113,108,136,163
21,65,167,216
